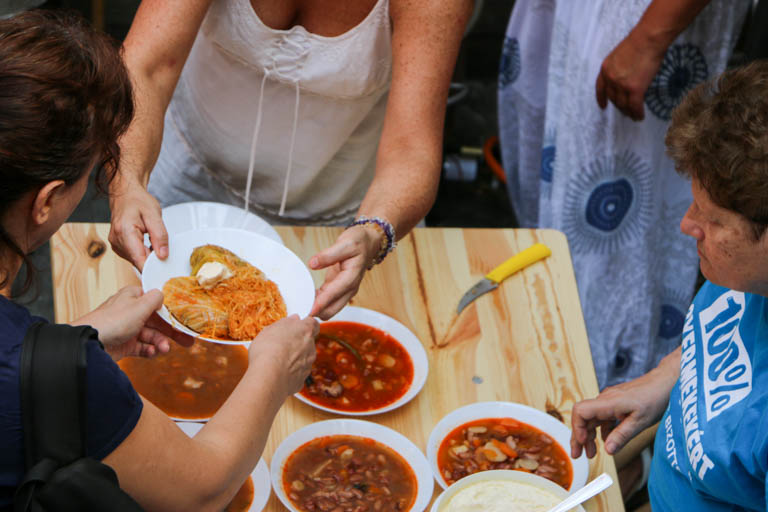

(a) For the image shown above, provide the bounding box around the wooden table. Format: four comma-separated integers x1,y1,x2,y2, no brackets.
50,223,623,512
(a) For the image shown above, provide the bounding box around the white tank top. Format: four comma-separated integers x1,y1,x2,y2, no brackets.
165,0,392,223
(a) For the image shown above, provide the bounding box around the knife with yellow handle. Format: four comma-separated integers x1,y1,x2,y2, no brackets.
456,243,552,314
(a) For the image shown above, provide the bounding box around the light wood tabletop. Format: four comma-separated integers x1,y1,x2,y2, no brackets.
50,222,624,512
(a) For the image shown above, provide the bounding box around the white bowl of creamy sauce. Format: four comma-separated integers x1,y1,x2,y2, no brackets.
432,469,586,512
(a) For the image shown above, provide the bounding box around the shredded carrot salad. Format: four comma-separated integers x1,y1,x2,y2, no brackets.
163,245,286,341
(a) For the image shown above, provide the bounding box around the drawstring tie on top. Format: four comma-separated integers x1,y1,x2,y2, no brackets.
244,32,307,217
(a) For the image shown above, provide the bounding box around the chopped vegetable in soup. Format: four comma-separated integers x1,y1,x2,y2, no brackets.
437,418,573,490
283,435,417,511
300,322,414,412
118,339,248,420
225,476,254,512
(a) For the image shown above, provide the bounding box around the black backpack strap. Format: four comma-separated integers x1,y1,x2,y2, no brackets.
19,322,89,467
14,322,144,512
32,459,142,511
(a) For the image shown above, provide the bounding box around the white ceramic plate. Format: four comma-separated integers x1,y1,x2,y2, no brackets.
142,227,315,344
294,306,429,416
162,201,282,245
426,402,589,492
271,419,434,512
176,421,271,511
430,469,586,512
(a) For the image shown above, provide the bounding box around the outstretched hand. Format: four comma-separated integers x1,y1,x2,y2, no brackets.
308,225,382,320
596,29,667,121
74,286,194,361
570,368,674,458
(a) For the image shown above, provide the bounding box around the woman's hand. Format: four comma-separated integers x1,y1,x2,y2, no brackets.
596,28,667,121
248,315,318,394
308,225,382,320
74,286,194,361
596,0,713,121
108,181,169,271
570,348,681,458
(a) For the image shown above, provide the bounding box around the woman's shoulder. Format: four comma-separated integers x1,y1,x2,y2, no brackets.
0,295,46,350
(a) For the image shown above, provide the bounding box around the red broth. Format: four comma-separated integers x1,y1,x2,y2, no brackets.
300,322,414,412
225,476,254,512
283,435,417,511
437,417,573,489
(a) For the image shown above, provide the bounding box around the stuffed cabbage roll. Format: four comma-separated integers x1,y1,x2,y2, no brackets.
190,244,257,276
163,276,228,338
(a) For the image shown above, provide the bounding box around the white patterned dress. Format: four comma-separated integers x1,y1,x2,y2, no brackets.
498,0,749,388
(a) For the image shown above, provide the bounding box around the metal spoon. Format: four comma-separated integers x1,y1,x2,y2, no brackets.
545,473,614,512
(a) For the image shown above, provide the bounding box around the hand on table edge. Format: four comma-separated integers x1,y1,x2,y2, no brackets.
570,346,682,459
72,286,194,361
308,224,383,320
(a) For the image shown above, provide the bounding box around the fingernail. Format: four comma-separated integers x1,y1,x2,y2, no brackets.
605,441,616,454
309,257,318,268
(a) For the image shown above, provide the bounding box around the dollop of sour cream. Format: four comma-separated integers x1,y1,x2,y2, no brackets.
196,261,233,289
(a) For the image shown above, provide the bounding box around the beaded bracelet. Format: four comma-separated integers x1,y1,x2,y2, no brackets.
347,216,397,269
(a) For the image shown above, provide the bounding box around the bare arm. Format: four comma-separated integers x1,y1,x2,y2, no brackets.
596,0,711,120
360,0,473,235
309,0,472,318
633,0,712,49
109,0,212,269
103,316,318,511
118,0,212,185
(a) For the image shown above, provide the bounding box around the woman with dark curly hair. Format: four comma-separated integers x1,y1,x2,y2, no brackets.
0,10,317,510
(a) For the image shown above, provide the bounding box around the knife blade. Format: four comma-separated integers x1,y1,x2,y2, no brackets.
457,243,552,314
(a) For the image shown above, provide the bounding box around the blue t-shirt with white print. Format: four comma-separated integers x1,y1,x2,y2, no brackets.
649,281,768,511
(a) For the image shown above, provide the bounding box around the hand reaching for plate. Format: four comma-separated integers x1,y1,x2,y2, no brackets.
249,314,319,395
308,225,383,319
73,286,194,361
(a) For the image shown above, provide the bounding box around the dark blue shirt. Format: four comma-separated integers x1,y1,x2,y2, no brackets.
0,296,143,507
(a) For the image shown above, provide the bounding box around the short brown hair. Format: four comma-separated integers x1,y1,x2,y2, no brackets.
0,9,134,289
666,60,768,238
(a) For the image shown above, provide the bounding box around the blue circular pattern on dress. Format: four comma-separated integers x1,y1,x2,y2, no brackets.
540,145,555,183
645,43,708,121
499,37,521,88
613,348,633,375
658,303,685,339
562,150,653,254
585,178,633,231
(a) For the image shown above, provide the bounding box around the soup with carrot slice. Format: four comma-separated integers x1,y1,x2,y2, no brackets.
300,322,414,412
119,339,248,420
225,476,254,512
283,435,417,511
437,418,573,490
